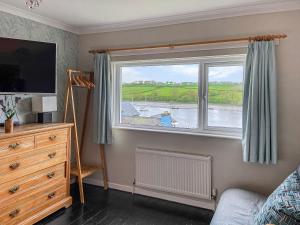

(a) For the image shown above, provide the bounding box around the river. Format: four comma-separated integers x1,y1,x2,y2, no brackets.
124,101,242,129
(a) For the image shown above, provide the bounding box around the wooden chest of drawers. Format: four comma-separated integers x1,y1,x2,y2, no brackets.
0,123,73,225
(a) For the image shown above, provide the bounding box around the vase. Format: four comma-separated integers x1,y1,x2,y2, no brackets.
4,119,13,133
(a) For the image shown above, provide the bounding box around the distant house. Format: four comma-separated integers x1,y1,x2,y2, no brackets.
122,103,175,128
160,114,173,127
122,102,160,126
121,102,140,117
153,111,174,127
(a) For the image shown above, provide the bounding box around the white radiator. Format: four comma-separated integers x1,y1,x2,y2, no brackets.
135,147,212,200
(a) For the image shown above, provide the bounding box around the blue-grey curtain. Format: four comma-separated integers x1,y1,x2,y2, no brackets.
93,53,112,144
242,41,277,164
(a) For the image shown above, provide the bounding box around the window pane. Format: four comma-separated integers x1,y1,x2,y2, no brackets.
207,65,244,129
120,64,199,129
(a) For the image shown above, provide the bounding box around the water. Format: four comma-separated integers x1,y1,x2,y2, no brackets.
122,101,242,129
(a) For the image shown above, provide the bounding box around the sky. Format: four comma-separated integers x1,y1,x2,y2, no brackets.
122,64,244,83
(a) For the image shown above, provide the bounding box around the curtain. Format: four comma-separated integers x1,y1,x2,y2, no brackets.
242,41,277,164
93,53,112,144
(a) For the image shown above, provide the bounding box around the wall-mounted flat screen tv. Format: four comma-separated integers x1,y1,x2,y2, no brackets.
0,37,56,94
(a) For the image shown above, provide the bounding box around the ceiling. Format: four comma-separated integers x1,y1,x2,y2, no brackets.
0,0,299,33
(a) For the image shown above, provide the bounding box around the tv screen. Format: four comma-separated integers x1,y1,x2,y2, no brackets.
0,37,56,94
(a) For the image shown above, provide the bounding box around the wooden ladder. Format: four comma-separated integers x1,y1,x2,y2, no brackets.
63,69,108,204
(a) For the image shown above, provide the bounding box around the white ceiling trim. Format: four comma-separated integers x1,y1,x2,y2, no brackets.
79,0,300,34
0,0,299,35
0,2,80,33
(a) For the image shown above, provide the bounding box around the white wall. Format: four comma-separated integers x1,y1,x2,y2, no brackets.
77,10,300,201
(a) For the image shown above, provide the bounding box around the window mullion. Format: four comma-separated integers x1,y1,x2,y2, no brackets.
113,64,121,125
203,63,209,131
198,61,205,132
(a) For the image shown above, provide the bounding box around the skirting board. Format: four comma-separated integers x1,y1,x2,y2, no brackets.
83,177,132,193
83,177,216,210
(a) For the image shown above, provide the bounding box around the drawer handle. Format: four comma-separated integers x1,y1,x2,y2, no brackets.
48,192,56,199
9,209,20,218
47,172,55,178
9,185,20,194
9,162,20,170
9,143,20,149
48,152,56,159
49,135,57,141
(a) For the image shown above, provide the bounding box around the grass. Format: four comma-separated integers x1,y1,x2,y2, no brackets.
122,82,243,105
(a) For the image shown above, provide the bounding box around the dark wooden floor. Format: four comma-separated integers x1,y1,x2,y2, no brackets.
36,184,213,225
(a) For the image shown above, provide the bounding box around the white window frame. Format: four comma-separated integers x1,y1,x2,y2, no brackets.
112,55,246,139
202,60,245,134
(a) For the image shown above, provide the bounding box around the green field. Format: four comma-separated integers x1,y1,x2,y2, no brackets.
122,82,243,105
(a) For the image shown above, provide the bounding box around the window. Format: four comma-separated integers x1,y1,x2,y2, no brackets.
113,56,245,137
205,63,244,130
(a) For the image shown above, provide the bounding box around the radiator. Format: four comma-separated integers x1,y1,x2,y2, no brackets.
135,147,212,200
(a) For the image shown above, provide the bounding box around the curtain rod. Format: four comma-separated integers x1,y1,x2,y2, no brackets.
89,34,287,54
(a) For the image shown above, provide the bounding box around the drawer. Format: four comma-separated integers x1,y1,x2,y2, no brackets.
0,143,67,184
35,129,68,148
0,181,66,225
0,136,34,158
0,163,65,205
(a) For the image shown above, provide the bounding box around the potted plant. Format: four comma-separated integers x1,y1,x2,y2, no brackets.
0,102,17,133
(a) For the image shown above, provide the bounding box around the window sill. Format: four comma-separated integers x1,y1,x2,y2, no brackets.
112,125,241,140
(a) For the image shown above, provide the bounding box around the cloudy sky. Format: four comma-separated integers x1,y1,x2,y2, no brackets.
122,64,244,83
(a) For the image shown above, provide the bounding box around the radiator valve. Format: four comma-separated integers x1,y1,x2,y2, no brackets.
211,188,217,200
